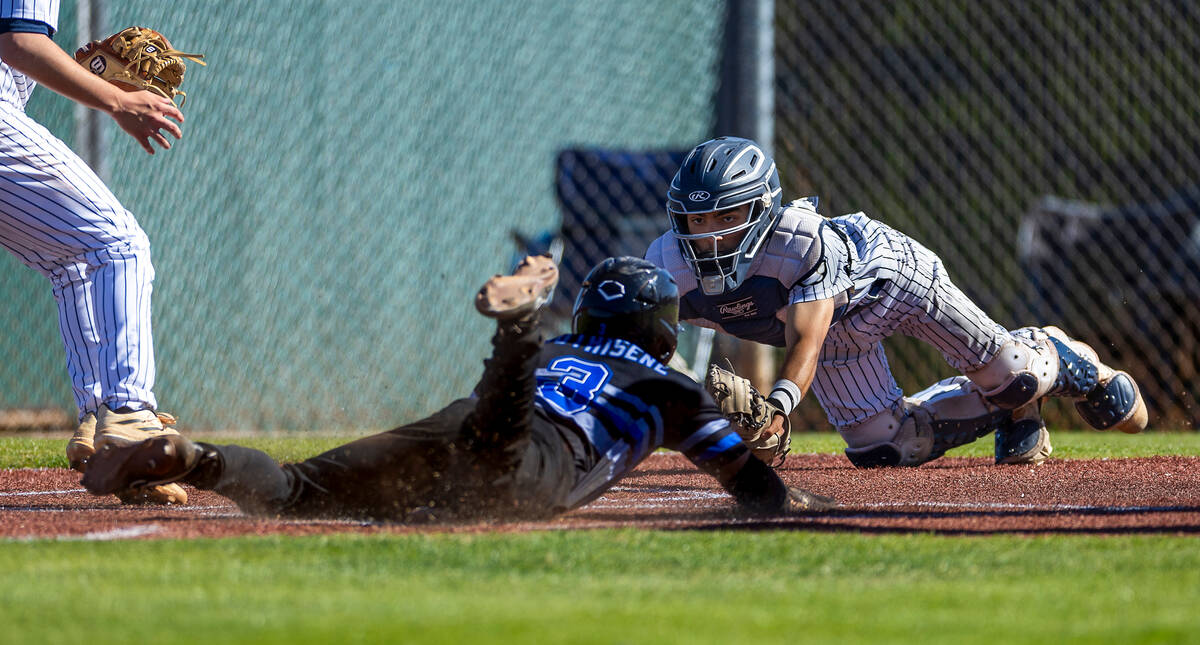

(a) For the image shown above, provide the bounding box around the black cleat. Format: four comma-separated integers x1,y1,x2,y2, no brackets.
81,434,200,496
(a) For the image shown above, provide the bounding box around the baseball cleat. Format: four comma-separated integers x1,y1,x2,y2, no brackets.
66,412,97,472
995,402,1052,465
475,254,559,320
115,483,188,505
94,405,182,450
81,434,200,497
92,406,191,504
68,410,177,472
1043,327,1147,433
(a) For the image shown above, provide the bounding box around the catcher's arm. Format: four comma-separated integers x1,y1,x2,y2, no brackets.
0,32,181,153
760,296,836,436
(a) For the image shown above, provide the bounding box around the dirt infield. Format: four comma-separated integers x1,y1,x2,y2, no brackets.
3,453,1200,540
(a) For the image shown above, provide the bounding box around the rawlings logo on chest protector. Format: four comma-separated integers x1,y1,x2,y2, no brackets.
717,296,758,319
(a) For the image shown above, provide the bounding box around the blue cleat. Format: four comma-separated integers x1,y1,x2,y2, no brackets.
995,401,1052,465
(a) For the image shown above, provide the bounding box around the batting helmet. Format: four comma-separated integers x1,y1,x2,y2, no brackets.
666,137,783,295
572,257,680,363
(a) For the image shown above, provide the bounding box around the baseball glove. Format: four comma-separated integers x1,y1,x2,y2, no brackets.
705,361,792,467
74,27,206,104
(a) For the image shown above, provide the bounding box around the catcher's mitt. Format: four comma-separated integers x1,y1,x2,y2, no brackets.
705,361,792,467
75,27,206,104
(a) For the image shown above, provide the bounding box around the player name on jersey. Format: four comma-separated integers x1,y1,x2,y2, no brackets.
549,334,669,375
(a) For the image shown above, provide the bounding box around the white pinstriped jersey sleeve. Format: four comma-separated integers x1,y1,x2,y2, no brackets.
788,223,854,304
0,0,59,25
789,211,905,310
0,0,60,108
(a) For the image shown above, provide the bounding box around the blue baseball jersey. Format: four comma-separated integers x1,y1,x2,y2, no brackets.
535,334,753,509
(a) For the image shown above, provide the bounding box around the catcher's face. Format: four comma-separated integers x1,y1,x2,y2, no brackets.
684,204,752,256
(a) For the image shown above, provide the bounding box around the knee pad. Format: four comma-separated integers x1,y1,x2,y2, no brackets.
844,443,904,468
966,330,1061,408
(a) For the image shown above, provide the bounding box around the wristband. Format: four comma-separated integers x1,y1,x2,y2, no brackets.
768,379,803,415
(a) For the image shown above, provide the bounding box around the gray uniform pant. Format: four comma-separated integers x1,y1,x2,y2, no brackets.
813,232,1013,428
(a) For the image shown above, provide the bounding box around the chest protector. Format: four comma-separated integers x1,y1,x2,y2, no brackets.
646,200,834,347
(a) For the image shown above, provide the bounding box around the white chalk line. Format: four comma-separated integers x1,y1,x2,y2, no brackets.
3,485,1195,523
0,504,232,515
73,524,163,541
3,507,366,542
0,488,84,496
855,500,1195,513
592,489,1196,514
7,523,163,542
0,488,237,512
0,491,374,527
188,508,376,527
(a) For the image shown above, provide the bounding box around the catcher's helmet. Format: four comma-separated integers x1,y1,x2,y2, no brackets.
572,257,680,363
667,137,783,295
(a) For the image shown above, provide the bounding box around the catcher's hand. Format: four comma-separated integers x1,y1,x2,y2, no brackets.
705,361,793,467
75,26,206,105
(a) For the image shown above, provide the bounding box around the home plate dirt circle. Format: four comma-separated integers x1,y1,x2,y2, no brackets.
3,453,1200,540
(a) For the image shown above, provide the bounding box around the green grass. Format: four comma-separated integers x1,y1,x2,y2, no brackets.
0,433,360,468
4,432,1199,644
2,532,1199,644
4,430,1199,469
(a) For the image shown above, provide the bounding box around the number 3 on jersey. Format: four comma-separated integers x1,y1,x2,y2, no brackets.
537,357,612,415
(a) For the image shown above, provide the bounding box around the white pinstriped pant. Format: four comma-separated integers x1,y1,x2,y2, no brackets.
0,103,156,418
812,232,1010,428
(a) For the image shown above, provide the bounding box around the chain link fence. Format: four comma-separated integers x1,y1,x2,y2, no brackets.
3,1,1197,433
554,1,1200,431
774,0,1200,430
0,0,720,430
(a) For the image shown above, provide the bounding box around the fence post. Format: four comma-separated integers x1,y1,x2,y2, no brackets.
73,0,108,180
717,0,777,391
717,0,774,152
